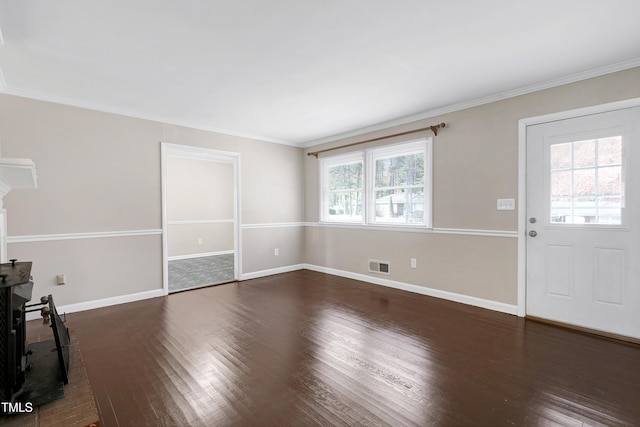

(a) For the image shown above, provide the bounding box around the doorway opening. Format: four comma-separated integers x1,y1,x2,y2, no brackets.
161,143,240,294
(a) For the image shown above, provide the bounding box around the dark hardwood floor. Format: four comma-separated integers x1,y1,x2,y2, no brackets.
69,270,640,426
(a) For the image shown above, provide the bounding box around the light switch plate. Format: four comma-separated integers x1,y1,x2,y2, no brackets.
497,198,516,210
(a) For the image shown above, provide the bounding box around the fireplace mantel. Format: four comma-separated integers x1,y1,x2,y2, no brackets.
0,156,37,262
0,157,38,198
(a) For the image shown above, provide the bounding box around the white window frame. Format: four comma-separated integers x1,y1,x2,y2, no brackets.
319,151,365,224
319,138,432,228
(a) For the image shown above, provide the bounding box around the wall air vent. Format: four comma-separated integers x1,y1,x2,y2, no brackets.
368,259,390,275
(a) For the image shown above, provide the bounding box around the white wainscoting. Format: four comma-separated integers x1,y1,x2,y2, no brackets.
24,263,517,321
14,224,518,320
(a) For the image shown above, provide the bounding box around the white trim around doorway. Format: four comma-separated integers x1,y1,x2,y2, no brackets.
160,143,242,296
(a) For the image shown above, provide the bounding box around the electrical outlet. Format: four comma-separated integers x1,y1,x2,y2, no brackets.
411,258,417,269
56,274,66,286
198,238,203,244
274,248,279,256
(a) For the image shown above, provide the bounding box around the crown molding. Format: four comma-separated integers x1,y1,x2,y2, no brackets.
0,87,298,147
2,57,639,149
300,57,640,148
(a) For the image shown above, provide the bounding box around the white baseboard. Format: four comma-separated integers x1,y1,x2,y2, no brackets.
240,264,305,280
25,288,164,321
168,250,234,261
302,264,518,315
25,265,516,321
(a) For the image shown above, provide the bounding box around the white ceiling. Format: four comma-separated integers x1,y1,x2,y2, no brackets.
1,1,640,147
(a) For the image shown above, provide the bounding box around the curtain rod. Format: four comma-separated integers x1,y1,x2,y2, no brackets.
307,122,445,158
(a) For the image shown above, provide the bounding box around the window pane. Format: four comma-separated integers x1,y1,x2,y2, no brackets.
551,171,571,196
550,143,571,170
572,197,597,223
573,139,596,168
375,153,424,188
550,197,572,223
597,196,622,225
328,162,363,191
374,188,424,224
548,135,624,226
598,166,621,195
597,136,622,166
327,191,362,221
573,168,595,196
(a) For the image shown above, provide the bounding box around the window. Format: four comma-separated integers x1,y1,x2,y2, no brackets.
321,152,364,223
320,139,432,227
549,135,624,225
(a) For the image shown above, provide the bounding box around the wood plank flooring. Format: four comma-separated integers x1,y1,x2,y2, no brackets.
69,270,640,426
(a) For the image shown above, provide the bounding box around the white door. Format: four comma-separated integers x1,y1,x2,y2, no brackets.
526,107,640,339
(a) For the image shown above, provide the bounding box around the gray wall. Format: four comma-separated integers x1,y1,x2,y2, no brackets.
0,94,304,306
160,124,305,276
2,66,639,310
303,67,640,306
166,156,235,257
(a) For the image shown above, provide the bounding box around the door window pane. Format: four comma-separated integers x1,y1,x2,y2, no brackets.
549,136,623,225
573,139,596,168
598,196,623,224
550,143,571,170
573,168,595,196
551,171,571,196
598,166,621,195
597,137,622,166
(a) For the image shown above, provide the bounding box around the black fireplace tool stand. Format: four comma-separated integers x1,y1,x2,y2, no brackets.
21,294,70,407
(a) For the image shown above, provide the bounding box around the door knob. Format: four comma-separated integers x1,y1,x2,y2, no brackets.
529,230,537,237
529,217,537,224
